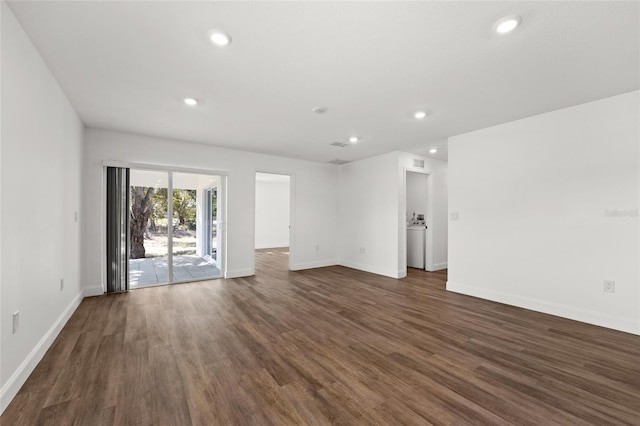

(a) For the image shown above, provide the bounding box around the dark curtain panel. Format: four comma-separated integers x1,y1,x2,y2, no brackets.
106,167,129,293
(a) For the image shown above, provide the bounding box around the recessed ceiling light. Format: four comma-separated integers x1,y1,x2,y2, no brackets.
429,148,437,154
414,111,427,119
210,30,231,46
184,97,198,106
494,16,521,34
312,106,327,114
349,136,359,143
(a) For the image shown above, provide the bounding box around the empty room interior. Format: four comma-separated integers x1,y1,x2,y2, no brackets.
1,1,639,424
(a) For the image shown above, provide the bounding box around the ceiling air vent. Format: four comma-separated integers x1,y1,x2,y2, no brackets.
413,159,425,168
328,159,349,165
330,141,349,148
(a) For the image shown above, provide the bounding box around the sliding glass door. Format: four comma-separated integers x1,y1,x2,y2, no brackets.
203,185,220,269
128,169,170,288
107,166,225,291
170,172,223,284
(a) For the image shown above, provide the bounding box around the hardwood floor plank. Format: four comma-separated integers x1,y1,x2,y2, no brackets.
0,389,50,425
69,332,124,425
112,339,153,425
16,327,80,395
2,248,639,425
240,368,307,425
72,405,115,426
42,330,102,408
175,350,226,425
279,380,336,426
374,397,435,426
148,342,193,425
35,398,80,426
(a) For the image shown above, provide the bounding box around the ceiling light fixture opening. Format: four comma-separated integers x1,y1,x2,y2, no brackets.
414,111,427,119
184,97,199,106
429,148,437,154
210,30,231,46
349,136,359,143
312,106,327,114
494,15,521,34
330,141,349,148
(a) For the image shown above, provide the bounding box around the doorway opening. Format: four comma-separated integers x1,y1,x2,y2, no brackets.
254,172,291,272
405,170,431,271
106,166,225,291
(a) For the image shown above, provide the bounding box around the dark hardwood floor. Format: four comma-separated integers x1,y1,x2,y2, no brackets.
3,248,639,425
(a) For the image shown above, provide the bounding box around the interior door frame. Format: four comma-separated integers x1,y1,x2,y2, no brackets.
253,170,296,271
101,161,228,291
402,167,434,272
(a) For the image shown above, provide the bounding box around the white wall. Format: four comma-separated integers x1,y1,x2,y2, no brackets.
338,151,448,278
82,128,339,292
255,178,290,249
1,2,84,412
447,91,640,335
338,152,401,277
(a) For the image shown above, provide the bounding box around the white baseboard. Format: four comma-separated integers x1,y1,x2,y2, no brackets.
446,281,639,335
225,268,255,279
291,259,338,271
83,285,103,297
338,259,403,279
255,243,289,250
0,291,84,414
430,262,448,271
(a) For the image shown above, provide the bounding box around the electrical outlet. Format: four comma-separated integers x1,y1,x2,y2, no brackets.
603,280,615,293
74,211,79,223
315,245,320,252
359,247,366,254
450,212,459,221
13,312,19,334
60,278,64,291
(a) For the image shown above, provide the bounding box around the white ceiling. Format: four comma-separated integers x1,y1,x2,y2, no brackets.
8,1,639,164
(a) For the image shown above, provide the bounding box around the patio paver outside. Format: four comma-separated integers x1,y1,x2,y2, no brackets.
129,254,221,288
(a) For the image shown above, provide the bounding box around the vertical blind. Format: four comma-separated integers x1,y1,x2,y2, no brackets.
106,167,129,293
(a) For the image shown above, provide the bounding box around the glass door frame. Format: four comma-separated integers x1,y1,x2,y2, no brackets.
202,184,220,269
102,161,227,289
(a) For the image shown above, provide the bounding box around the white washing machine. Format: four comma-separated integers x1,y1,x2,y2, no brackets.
407,226,426,269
